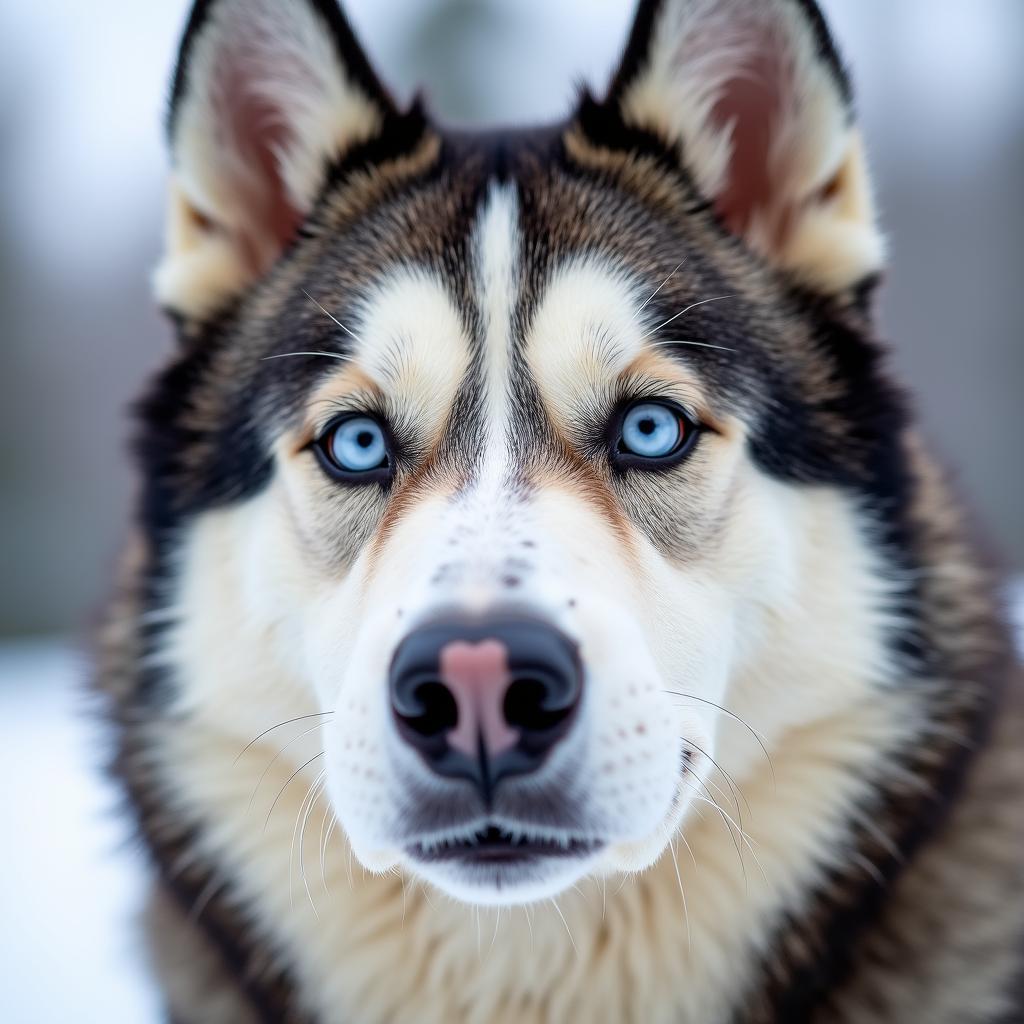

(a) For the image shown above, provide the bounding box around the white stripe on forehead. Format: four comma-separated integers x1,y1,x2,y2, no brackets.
472,182,520,480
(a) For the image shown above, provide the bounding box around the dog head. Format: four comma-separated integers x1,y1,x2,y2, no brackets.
145,0,901,906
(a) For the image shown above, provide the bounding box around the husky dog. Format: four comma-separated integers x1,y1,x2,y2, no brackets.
98,0,1024,1021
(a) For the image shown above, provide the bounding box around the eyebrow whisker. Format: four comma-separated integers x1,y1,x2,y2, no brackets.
302,288,364,345
261,351,350,362
641,294,735,338
649,339,737,353
634,258,687,317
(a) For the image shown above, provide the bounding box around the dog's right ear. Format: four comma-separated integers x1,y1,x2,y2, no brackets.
155,0,408,321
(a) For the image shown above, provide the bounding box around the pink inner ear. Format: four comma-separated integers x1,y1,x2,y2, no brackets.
709,43,792,245
212,57,305,275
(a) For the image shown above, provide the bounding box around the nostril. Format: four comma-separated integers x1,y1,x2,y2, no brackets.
504,676,575,734
396,680,458,738
389,615,583,789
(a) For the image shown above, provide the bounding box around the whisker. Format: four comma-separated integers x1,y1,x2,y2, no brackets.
234,712,333,765
679,737,753,823
687,788,769,886
680,762,747,872
693,766,760,882
319,800,334,895
677,830,699,876
291,770,324,918
288,774,314,911
261,350,349,362
550,898,578,956
247,720,328,811
635,258,688,316
302,288,364,344
641,294,735,339
288,771,321,905
686,775,748,888
264,751,325,832
708,798,765,864
669,840,692,951
701,767,748,829
570,882,592,907
666,690,774,780
489,907,502,955
524,903,536,947
295,771,327,920
649,338,737,353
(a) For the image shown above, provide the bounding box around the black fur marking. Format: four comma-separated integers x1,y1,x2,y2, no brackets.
789,0,854,105
573,89,706,188
133,338,273,539
318,100,431,197
604,0,664,103
745,290,926,640
131,327,274,705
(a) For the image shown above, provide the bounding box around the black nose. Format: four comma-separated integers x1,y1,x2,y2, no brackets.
389,616,583,802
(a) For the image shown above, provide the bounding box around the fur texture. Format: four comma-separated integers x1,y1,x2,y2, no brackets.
97,1,1024,1022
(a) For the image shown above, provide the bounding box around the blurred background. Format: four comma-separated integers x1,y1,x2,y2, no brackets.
0,1,1021,1021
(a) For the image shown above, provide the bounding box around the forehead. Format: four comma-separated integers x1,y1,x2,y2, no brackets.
333,188,687,394
289,149,752,445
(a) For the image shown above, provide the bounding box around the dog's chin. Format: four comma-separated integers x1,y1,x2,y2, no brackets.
400,826,606,906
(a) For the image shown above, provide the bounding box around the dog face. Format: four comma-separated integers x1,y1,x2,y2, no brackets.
144,0,900,906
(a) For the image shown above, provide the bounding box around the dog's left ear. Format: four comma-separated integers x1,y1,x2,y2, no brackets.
155,0,411,320
585,0,883,294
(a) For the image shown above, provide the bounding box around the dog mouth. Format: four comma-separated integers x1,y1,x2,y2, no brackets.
407,825,604,866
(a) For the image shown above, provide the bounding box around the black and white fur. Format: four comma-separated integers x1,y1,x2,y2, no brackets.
97,1,1024,1021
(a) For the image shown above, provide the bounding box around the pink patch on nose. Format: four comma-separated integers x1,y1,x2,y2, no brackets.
439,639,519,758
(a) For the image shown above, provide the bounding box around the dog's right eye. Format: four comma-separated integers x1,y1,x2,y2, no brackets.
313,414,393,484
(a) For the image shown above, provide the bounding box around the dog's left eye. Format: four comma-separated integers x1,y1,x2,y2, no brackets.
613,401,695,466
314,414,392,482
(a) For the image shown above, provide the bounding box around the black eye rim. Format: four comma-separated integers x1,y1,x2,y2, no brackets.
311,412,396,485
607,399,701,472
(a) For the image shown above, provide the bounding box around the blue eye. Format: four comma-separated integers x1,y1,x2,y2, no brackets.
617,402,690,462
317,414,391,480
